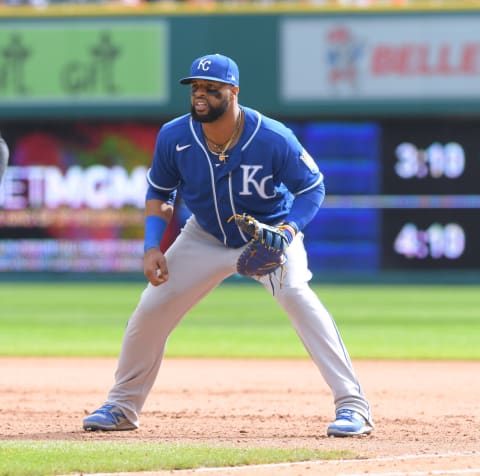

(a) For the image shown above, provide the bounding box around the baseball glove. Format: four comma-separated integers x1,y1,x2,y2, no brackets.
230,213,294,278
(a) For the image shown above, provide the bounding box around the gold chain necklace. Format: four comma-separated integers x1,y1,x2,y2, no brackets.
204,109,243,162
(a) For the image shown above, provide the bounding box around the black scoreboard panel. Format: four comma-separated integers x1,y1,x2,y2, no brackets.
381,120,480,196
382,209,479,269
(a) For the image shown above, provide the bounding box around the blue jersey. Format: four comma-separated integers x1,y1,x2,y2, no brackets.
147,106,323,248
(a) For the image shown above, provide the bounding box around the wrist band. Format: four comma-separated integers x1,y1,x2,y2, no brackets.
144,215,168,253
279,222,298,244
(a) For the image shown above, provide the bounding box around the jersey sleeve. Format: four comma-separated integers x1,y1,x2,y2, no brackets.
146,128,181,203
278,127,324,196
272,126,325,230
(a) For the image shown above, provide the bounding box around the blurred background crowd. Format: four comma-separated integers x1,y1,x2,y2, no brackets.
0,0,451,8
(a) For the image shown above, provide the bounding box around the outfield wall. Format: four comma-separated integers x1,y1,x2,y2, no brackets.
1,3,480,118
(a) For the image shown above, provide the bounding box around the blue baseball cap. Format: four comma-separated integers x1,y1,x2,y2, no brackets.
179,54,239,87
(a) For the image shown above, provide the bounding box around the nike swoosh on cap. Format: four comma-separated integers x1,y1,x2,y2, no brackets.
176,144,191,151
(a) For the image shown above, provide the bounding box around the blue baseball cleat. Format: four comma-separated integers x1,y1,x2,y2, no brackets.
83,403,137,431
327,409,373,437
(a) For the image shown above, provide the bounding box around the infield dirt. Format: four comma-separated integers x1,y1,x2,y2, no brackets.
1,358,479,475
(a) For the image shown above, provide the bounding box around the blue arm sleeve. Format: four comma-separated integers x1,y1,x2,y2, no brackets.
144,185,177,252
144,215,168,253
285,181,325,231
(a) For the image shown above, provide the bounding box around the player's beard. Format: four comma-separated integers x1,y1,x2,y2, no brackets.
191,97,229,123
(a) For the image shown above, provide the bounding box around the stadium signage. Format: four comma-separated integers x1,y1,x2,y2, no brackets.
372,44,480,76
281,16,480,100
0,165,147,210
0,21,168,104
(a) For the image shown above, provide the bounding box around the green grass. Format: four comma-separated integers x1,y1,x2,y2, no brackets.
0,282,479,359
0,440,353,476
316,285,480,360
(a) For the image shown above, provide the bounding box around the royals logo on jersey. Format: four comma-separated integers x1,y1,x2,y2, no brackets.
299,149,319,174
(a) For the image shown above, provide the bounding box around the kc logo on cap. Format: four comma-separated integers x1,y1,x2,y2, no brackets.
197,58,212,72
180,53,240,87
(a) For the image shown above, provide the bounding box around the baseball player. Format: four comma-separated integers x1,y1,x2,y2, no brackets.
0,132,9,184
83,54,374,437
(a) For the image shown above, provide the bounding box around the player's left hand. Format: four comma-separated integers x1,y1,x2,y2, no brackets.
144,248,169,286
230,214,296,277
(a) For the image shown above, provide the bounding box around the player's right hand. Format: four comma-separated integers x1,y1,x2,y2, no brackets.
144,248,169,286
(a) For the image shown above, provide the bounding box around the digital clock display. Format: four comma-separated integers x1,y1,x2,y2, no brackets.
394,142,465,180
382,209,479,269
382,119,480,195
